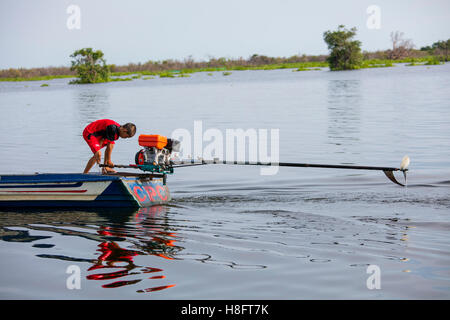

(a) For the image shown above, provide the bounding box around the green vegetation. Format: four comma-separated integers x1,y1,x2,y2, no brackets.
406,56,444,67
394,56,437,63
0,74,74,82
293,67,309,71
360,59,394,68
425,57,443,65
1,56,443,82
159,72,175,78
323,25,363,70
1,35,447,82
420,39,450,61
406,58,419,66
40,83,49,87
293,66,322,71
298,66,324,71
109,77,133,81
69,48,110,84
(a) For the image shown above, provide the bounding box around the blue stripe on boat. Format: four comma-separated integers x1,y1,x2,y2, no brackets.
0,173,120,184
0,182,83,188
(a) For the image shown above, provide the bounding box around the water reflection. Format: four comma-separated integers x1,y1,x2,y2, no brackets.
74,88,110,126
327,80,362,154
87,206,181,292
0,206,181,293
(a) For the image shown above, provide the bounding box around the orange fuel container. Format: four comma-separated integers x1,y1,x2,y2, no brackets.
138,134,168,149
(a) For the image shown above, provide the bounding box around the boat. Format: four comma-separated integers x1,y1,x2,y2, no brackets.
0,172,170,208
0,133,409,209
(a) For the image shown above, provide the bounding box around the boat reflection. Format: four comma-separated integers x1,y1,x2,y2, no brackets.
87,206,181,292
0,205,181,293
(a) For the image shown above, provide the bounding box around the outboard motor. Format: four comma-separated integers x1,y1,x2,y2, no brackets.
135,135,180,174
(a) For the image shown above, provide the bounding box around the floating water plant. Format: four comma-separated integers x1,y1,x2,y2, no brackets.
159,72,175,78
109,77,132,81
425,57,443,65
360,59,394,68
293,67,310,71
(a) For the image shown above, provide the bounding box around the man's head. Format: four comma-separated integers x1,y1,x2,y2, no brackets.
119,123,136,138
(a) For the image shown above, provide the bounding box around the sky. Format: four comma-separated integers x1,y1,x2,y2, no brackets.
0,0,449,69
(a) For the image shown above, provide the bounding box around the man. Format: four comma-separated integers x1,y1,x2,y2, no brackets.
83,119,136,174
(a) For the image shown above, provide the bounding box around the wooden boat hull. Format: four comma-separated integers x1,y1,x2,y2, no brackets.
0,173,170,208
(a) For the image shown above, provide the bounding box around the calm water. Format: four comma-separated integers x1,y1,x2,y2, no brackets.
0,64,449,299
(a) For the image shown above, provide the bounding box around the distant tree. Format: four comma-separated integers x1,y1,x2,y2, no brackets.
248,54,275,65
387,31,414,59
432,39,450,61
323,25,363,71
70,48,110,84
420,45,433,52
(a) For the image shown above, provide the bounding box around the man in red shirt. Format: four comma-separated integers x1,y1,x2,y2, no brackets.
83,119,136,174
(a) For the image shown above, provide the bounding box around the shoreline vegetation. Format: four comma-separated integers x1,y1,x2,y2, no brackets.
1,25,448,83
0,55,445,82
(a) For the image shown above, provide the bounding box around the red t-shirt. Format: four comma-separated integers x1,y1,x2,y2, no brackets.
83,119,120,153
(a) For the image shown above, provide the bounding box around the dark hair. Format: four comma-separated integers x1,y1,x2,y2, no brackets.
122,123,136,137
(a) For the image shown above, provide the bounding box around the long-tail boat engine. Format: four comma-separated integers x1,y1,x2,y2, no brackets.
134,135,180,174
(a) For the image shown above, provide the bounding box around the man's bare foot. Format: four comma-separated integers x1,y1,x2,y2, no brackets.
102,167,117,174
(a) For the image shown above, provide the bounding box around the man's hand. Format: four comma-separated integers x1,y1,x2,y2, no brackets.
105,160,114,168
102,160,116,174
